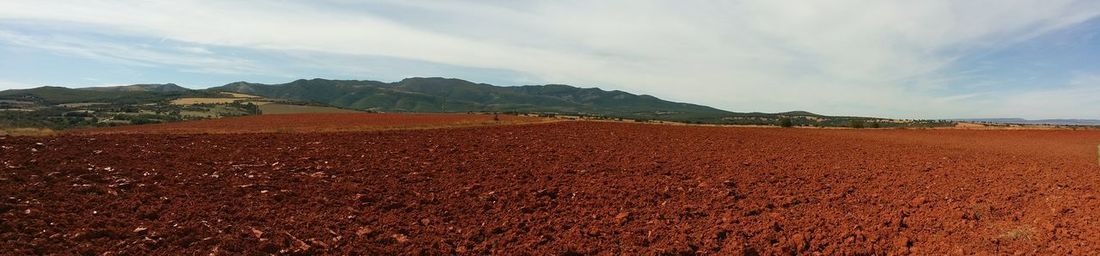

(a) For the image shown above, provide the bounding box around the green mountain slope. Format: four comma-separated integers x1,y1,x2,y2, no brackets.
213,77,732,121
0,77,958,129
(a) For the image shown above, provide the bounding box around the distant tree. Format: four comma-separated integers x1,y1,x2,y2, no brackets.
129,117,159,125
779,118,793,128
870,122,881,128
849,120,865,129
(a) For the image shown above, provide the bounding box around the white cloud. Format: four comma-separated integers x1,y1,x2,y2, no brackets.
0,0,1097,118
990,74,1100,119
0,79,37,90
0,30,266,75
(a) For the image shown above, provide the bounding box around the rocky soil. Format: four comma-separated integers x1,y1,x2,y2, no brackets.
3,121,1100,254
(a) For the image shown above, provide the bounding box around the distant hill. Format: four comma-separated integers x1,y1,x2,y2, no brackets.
212,77,732,122
0,85,217,105
0,83,319,130
208,78,955,127
80,83,191,93
775,111,822,117
0,77,960,129
955,118,1100,126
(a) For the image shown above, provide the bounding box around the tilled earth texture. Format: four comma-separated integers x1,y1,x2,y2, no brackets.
3,121,1100,255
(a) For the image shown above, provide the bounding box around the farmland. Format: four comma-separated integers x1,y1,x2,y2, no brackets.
256,103,361,115
70,113,546,134
169,98,242,105
2,117,1100,254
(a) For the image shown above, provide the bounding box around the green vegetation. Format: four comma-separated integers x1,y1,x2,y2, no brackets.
0,108,101,130
713,112,950,128
0,78,959,130
0,85,264,130
779,118,793,128
0,101,261,130
214,78,956,128
849,120,865,129
0,85,219,105
213,78,731,122
257,103,360,114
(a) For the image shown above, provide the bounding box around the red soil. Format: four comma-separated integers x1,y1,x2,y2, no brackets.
71,113,546,134
3,121,1100,254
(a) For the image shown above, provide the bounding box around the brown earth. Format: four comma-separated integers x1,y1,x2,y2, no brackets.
70,113,547,135
3,121,1100,254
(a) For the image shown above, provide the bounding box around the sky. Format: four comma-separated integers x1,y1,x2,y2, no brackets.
0,1,1098,119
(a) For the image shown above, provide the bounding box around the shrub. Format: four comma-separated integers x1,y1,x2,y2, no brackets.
849,120,865,129
779,118,793,128
129,118,159,125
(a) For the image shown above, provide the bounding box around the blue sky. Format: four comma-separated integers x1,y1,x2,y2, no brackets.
0,1,1098,119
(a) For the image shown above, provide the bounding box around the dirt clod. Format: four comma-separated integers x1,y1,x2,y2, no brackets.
392,234,409,244
614,212,631,225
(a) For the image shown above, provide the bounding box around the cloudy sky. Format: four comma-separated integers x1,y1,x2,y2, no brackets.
1,1,1098,119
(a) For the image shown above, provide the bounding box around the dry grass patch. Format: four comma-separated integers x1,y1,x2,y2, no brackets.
999,227,1034,241
0,128,56,136
222,92,261,98
170,98,241,105
258,103,359,115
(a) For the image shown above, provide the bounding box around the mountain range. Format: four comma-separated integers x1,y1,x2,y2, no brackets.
213,78,732,122
0,84,217,105
0,77,958,128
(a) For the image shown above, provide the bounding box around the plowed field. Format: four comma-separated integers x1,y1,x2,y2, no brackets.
72,113,545,134
3,121,1100,254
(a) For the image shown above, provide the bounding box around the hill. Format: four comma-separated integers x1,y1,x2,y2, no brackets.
79,83,191,93
0,85,216,105
0,84,352,130
955,118,1100,126
212,77,731,122
0,77,957,130
212,78,956,127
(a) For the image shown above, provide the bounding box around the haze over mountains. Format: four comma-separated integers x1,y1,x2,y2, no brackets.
954,118,1100,126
